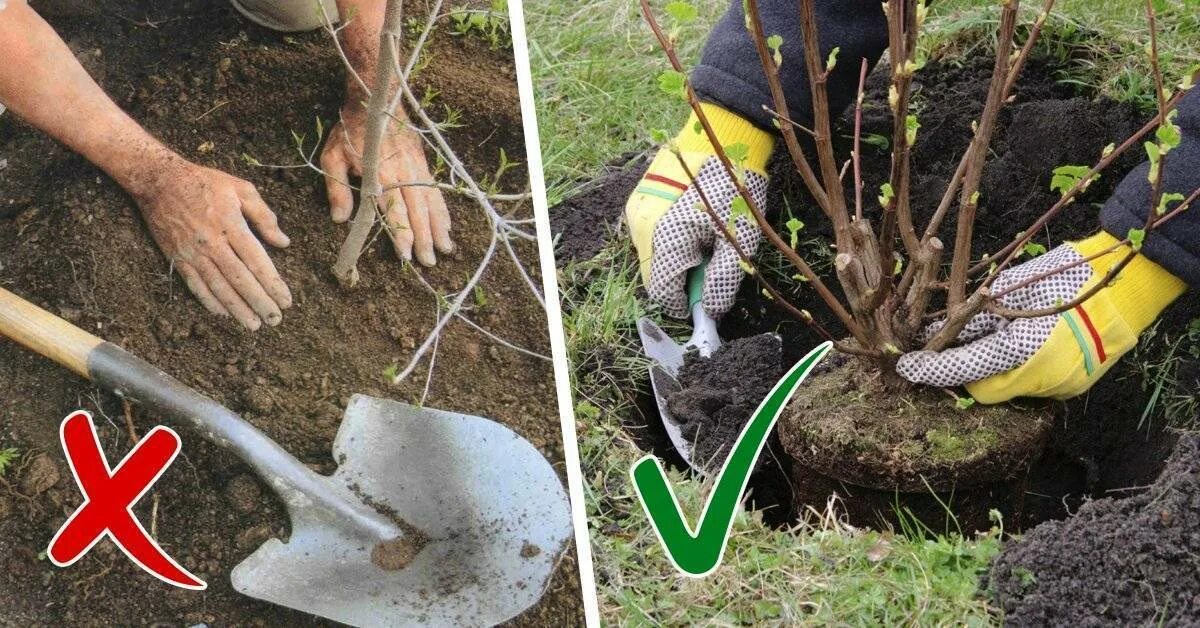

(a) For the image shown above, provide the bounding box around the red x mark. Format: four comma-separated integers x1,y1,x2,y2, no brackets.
47,411,206,590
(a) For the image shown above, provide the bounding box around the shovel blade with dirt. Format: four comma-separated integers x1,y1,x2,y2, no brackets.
0,287,572,627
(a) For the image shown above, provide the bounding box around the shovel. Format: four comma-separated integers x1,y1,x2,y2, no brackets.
0,287,572,627
636,261,722,470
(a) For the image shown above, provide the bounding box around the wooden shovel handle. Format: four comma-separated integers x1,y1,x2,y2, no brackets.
0,287,103,378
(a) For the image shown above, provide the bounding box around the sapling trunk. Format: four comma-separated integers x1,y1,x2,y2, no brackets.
331,0,403,288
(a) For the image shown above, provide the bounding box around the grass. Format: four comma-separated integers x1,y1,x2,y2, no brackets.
530,0,1199,624
0,447,18,477
1133,317,1200,432
528,0,725,204
928,0,1200,109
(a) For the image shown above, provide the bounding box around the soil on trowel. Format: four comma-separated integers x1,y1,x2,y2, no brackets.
667,334,783,472
554,50,1194,531
988,434,1200,625
0,1,580,625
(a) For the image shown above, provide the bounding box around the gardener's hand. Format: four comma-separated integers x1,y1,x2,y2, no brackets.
896,232,1185,404
135,160,293,331
627,104,774,319
320,107,454,266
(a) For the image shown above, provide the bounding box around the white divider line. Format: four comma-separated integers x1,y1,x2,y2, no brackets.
506,1,601,626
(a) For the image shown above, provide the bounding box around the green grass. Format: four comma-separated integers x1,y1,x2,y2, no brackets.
562,246,1000,625
0,447,19,477
528,0,725,204
929,0,1200,109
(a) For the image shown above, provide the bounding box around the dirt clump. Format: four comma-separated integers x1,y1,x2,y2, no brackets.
779,356,1052,493
667,334,783,471
777,355,1053,532
19,453,61,496
520,542,543,559
371,532,430,572
989,434,1200,625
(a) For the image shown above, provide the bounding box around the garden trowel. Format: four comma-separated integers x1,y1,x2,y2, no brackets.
0,286,572,627
637,260,724,471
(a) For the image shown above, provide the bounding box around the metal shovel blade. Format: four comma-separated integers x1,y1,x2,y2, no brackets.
230,395,573,627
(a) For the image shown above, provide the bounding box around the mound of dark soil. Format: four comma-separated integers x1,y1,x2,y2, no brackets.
667,333,783,471
0,1,579,624
989,434,1200,625
549,154,648,264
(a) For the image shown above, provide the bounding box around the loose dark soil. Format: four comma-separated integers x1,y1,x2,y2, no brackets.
548,154,647,265
989,434,1200,625
553,49,1200,620
667,333,783,472
0,1,580,625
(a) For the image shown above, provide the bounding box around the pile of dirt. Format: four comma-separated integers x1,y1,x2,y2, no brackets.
548,154,647,264
0,1,579,624
667,333,783,471
553,51,1194,529
988,434,1200,624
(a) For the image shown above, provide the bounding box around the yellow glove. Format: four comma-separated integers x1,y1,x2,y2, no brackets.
626,104,774,318
896,232,1186,404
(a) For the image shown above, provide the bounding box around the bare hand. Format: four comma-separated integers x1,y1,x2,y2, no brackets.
320,107,453,266
135,161,292,331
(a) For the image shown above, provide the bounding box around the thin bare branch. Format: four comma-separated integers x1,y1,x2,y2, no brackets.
745,0,834,221
946,0,1020,309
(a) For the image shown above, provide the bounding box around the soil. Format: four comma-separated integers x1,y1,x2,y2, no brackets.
667,333,783,472
548,154,648,265
371,534,429,572
0,2,581,625
988,433,1200,625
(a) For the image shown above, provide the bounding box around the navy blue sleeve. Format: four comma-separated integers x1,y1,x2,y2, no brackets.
691,0,889,130
1101,87,1200,286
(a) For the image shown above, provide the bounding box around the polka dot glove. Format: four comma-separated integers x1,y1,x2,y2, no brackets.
626,104,774,319
896,232,1186,404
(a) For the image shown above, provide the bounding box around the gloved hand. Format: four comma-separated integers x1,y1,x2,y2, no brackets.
896,231,1186,404
626,103,774,319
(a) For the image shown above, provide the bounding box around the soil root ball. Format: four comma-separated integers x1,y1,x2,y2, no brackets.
779,357,1051,493
988,434,1200,625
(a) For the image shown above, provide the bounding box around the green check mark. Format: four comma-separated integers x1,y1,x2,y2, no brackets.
631,342,832,577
